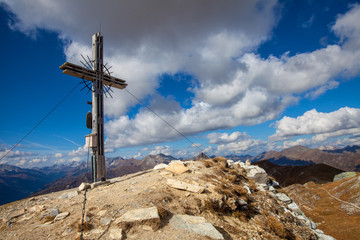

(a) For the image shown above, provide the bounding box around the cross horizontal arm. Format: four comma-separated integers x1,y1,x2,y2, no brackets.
59,62,127,89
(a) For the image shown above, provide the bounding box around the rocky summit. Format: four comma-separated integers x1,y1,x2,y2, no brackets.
0,157,334,239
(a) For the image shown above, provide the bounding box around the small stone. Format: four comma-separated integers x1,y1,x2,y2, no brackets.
310,221,316,229
58,191,79,199
6,221,13,228
142,225,153,231
167,179,205,193
243,185,252,194
54,212,69,221
97,210,107,216
17,214,33,223
165,162,190,175
227,160,234,168
270,179,280,188
109,228,124,239
154,163,168,170
79,182,90,191
276,193,292,204
287,202,302,214
91,228,104,234
268,186,276,192
185,192,191,197
62,227,72,236
100,217,112,226
29,205,46,212
246,166,269,184
237,198,247,205
49,209,60,217
10,209,26,219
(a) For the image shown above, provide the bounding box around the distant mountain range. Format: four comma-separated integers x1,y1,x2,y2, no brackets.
0,163,81,205
253,145,360,171
1,145,359,205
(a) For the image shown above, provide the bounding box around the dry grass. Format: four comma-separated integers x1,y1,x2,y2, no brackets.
157,206,170,220
86,212,94,218
0,223,6,231
212,157,227,163
76,220,94,232
88,206,97,211
213,157,228,169
285,176,360,240
248,179,258,192
202,160,215,168
232,210,248,222
118,218,161,232
267,215,286,237
214,183,247,198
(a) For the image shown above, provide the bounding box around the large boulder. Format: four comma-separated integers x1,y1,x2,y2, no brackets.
244,165,269,185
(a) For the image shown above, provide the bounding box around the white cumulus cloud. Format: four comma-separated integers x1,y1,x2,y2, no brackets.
2,1,360,151
149,145,171,156
207,132,248,144
270,107,360,141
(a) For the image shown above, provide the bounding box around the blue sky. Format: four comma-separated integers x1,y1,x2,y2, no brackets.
0,0,359,168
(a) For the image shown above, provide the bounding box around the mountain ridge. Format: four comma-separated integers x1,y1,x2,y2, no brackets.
254,160,344,187
255,145,360,171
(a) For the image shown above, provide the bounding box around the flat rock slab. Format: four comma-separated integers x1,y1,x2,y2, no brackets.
49,208,60,217
167,179,205,193
54,212,69,221
78,182,91,191
170,214,224,240
153,163,168,170
109,228,124,239
58,191,79,199
276,193,292,204
287,202,302,214
29,205,46,212
116,206,160,230
100,217,112,226
165,162,190,175
245,166,269,185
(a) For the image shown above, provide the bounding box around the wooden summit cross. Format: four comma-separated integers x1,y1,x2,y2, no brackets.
60,32,127,182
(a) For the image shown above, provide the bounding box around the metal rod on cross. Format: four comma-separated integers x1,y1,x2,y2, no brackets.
59,32,127,182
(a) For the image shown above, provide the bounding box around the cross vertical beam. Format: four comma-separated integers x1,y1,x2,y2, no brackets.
92,33,105,181
60,32,127,183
